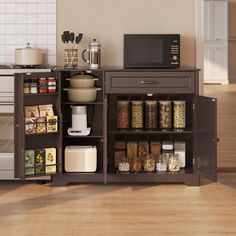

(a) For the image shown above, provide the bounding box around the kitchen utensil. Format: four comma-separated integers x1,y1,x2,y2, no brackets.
66,77,98,88
67,106,91,136
69,32,75,49
82,38,101,69
63,87,101,102
15,43,43,66
63,31,70,46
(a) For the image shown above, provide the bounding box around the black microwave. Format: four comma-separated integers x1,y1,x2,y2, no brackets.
124,34,180,69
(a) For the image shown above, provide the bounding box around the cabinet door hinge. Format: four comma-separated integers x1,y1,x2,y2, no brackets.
193,103,195,111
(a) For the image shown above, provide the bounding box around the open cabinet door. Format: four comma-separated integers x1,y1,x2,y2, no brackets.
14,72,62,180
194,96,217,181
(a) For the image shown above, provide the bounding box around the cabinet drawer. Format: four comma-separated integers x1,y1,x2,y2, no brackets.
105,72,197,94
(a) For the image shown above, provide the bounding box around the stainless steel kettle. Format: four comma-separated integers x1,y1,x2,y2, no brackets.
82,39,101,69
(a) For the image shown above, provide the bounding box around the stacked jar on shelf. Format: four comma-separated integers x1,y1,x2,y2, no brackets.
117,99,186,130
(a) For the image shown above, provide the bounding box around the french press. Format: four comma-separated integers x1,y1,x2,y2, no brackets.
82,39,101,69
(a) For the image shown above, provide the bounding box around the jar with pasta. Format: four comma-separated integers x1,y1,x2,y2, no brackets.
131,101,143,129
117,100,130,129
144,154,155,172
173,101,186,130
145,101,157,129
159,101,172,129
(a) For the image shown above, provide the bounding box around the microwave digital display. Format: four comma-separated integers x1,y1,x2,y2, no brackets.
124,34,180,69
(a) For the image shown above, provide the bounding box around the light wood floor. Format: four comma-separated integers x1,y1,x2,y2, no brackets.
204,84,236,168
0,173,236,236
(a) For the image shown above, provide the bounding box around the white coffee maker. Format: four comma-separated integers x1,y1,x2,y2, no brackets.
67,106,91,136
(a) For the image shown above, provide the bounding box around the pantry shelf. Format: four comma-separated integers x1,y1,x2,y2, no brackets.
25,131,60,136
24,92,59,96
108,130,193,135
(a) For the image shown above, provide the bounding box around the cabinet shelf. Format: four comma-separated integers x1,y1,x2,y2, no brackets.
24,92,59,96
25,131,60,136
108,129,193,135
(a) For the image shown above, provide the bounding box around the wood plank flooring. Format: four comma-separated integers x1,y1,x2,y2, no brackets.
0,174,236,236
204,84,236,168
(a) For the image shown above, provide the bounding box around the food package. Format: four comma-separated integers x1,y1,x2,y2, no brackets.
24,106,39,118
35,149,45,174
25,168,35,176
45,148,57,174
25,150,35,167
25,118,36,134
39,104,54,117
46,116,58,133
36,117,46,133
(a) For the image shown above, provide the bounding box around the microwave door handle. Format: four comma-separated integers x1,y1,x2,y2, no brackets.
140,80,160,85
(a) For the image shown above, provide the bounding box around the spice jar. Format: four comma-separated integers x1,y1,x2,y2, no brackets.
145,101,157,129
168,154,180,172
156,154,167,172
118,157,130,172
130,156,142,172
48,77,57,93
30,78,38,94
24,79,30,94
131,101,143,129
144,154,155,172
38,78,48,93
173,101,186,130
117,101,130,129
159,101,172,129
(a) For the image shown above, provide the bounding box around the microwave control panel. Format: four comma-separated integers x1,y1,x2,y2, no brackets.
170,36,180,65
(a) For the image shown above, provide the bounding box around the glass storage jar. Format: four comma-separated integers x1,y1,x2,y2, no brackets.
30,78,38,94
174,141,186,168
138,141,149,168
131,101,143,129
38,78,48,93
168,154,180,172
144,154,156,172
156,154,167,172
145,101,157,129
159,101,172,129
117,100,130,129
127,142,138,163
150,141,161,162
130,156,142,172
173,101,186,130
24,79,30,94
118,157,130,172
115,150,126,169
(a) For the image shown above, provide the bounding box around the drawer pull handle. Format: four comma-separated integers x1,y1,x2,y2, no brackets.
140,80,160,85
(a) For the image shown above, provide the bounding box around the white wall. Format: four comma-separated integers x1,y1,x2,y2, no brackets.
57,0,197,67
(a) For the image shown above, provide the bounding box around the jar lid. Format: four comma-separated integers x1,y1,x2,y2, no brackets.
173,100,186,105
159,100,171,104
117,100,129,104
131,101,143,105
145,100,157,104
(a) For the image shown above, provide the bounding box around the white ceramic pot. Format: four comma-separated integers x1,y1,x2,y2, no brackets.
66,78,98,88
15,43,42,66
64,87,101,102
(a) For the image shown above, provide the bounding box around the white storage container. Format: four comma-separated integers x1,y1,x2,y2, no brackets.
64,146,97,172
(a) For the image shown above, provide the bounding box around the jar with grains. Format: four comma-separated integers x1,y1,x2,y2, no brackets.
144,154,155,172
159,101,172,129
150,141,161,162
138,141,149,167
162,152,174,167
38,78,48,93
173,101,186,130
115,150,126,169
117,101,130,129
145,101,158,129
156,154,167,172
168,154,180,172
130,156,142,172
131,101,143,129
118,157,130,172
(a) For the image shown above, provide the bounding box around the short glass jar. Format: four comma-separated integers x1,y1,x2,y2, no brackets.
168,154,180,172
130,156,142,172
144,154,156,172
173,101,186,130
156,154,167,172
159,101,172,129
118,157,130,172
117,100,130,129
131,101,144,129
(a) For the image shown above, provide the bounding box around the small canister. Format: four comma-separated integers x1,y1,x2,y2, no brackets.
168,154,180,172
130,156,142,172
145,101,158,129
117,100,130,129
131,101,143,129
118,157,130,172
24,79,30,94
48,77,57,93
156,154,167,172
159,101,172,129
38,78,48,93
30,78,38,94
144,154,156,172
173,101,186,130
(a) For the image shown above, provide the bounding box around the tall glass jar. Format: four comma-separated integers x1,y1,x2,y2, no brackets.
159,101,172,129
117,100,130,129
131,101,143,129
130,156,142,172
145,101,158,129
173,101,186,130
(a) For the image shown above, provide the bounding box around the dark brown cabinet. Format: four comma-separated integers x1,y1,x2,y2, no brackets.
14,68,217,186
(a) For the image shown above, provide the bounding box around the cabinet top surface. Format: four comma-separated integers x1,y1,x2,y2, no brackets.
53,66,201,73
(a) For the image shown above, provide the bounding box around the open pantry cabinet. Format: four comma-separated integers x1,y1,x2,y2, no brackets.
105,69,217,186
14,72,62,179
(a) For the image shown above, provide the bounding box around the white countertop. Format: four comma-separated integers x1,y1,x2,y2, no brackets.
0,68,52,75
